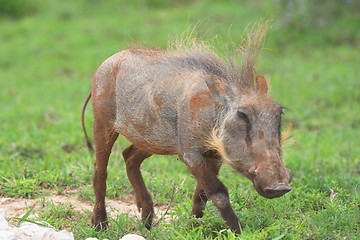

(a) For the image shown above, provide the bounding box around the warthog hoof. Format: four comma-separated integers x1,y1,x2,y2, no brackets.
91,211,108,231
141,207,154,230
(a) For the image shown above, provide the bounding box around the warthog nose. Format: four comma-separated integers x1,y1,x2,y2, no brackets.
264,184,292,198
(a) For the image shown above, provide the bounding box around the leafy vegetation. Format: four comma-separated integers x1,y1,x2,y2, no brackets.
0,0,359,239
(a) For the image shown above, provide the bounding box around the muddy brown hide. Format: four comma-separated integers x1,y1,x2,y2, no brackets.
87,42,292,233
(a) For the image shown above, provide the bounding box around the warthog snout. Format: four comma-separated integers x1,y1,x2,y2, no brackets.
250,164,292,199
263,183,292,198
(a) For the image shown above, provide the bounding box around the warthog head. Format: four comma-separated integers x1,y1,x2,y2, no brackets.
203,22,292,199
206,75,292,198
206,75,292,199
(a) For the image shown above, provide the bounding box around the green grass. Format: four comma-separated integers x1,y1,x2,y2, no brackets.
1,0,359,239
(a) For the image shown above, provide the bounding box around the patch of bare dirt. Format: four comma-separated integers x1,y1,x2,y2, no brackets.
0,190,172,225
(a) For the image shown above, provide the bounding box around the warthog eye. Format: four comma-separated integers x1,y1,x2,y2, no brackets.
237,110,250,124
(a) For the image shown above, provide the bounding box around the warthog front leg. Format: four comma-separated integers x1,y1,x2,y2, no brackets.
91,118,119,231
191,186,208,218
191,156,221,218
190,164,241,233
122,145,153,230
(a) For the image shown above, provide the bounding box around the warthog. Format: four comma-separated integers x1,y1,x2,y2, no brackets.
82,24,292,233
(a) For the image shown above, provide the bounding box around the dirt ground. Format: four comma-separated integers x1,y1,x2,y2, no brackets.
0,190,171,226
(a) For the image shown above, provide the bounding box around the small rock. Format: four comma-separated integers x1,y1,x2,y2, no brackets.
120,234,146,240
0,209,74,240
0,211,9,229
0,230,16,239
16,222,74,240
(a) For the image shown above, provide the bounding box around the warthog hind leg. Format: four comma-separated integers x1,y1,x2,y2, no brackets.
91,118,119,231
122,145,153,230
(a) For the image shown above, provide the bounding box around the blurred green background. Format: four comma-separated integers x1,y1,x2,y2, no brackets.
0,0,359,239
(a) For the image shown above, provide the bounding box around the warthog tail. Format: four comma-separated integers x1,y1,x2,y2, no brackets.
81,92,94,152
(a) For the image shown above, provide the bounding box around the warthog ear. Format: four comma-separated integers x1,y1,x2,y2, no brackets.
255,75,269,94
205,75,232,103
